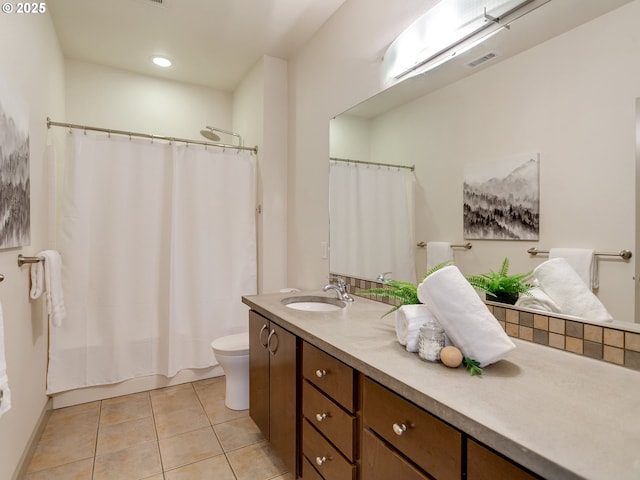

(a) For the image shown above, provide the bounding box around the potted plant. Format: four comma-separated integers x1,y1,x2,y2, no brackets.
465,257,533,305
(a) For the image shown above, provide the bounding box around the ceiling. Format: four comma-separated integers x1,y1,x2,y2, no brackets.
48,0,347,92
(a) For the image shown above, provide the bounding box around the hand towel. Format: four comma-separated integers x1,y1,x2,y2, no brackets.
30,260,44,299
0,302,11,418
37,250,66,327
417,265,515,367
533,258,612,322
426,242,453,271
549,247,598,289
515,285,561,314
394,304,434,353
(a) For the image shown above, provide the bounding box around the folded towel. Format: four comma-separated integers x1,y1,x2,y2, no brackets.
34,250,67,327
394,304,434,353
549,247,598,289
515,284,561,313
417,265,515,367
0,302,11,418
426,242,453,271
533,258,612,322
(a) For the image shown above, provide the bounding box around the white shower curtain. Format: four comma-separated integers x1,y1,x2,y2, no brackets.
329,161,416,283
47,131,257,394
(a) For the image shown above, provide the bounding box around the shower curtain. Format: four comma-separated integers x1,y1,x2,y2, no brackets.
329,161,416,283
46,131,257,394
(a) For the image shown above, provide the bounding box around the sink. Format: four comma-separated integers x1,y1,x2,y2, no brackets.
281,295,346,312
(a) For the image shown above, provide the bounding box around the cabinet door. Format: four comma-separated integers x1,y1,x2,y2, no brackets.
467,439,540,480
249,310,270,438
268,322,298,475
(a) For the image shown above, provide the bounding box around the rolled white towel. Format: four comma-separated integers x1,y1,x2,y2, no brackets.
394,304,434,353
417,265,515,367
533,258,612,322
515,285,561,314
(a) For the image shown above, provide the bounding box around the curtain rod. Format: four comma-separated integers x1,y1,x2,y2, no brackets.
330,156,415,172
46,117,258,154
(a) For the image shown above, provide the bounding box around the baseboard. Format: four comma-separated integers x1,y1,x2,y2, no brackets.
12,397,52,480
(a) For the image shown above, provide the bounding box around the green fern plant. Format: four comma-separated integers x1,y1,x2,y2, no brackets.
357,261,452,317
465,257,533,303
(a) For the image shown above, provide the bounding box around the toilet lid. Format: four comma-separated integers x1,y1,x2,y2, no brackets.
211,332,249,356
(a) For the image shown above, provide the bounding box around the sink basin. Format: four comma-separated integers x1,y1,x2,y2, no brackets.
281,295,346,312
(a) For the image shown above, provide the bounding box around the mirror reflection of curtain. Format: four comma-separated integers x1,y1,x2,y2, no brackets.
47,131,257,394
329,161,416,283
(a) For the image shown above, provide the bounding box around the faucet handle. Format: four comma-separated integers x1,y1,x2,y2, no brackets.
376,272,392,282
328,276,346,287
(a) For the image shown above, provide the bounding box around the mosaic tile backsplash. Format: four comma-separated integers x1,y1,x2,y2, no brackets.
333,273,640,372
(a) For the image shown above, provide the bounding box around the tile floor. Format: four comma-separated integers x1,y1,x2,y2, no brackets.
23,377,293,480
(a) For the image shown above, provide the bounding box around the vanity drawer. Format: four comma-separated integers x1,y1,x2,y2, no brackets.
303,342,355,412
303,419,356,480
302,380,356,461
361,428,433,480
362,377,462,480
467,439,541,480
301,456,325,480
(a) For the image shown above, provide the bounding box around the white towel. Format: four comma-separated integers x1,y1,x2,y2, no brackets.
394,304,434,353
533,258,612,322
549,248,598,289
417,265,515,367
31,250,66,327
0,302,11,418
515,284,561,314
426,242,454,271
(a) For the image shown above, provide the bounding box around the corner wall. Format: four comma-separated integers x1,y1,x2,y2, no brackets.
0,11,65,480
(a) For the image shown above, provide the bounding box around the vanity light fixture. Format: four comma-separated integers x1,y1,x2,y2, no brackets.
151,55,172,68
383,0,549,82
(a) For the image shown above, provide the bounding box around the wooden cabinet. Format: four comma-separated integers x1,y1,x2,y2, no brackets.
467,439,541,480
248,310,298,475
362,377,462,480
361,428,432,480
301,341,357,479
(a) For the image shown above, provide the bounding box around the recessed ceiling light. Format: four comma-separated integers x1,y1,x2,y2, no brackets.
151,56,172,68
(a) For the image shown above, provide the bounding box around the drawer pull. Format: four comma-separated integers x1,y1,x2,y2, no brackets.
315,412,328,422
392,423,408,436
315,456,330,466
259,324,269,348
315,369,327,378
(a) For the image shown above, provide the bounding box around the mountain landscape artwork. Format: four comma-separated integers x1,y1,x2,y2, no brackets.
0,73,30,249
463,154,539,240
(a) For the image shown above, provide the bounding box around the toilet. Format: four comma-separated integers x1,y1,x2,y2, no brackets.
211,332,250,410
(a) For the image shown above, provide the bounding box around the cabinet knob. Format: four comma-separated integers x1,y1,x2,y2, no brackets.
315,369,327,378
392,423,407,436
316,456,330,466
315,412,328,422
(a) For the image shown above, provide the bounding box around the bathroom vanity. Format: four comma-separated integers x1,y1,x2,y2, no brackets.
242,292,640,480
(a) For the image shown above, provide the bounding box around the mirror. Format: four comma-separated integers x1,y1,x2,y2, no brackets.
329,0,637,323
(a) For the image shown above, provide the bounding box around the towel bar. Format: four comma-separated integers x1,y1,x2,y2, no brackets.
526,248,632,260
417,242,472,250
17,255,44,267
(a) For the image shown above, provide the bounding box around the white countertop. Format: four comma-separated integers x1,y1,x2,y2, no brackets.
243,291,640,480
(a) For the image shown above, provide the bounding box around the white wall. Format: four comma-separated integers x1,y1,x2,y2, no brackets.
0,11,65,480
234,55,289,294
289,0,640,322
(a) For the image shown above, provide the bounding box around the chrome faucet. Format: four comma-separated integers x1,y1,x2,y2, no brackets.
323,277,355,302
376,272,392,283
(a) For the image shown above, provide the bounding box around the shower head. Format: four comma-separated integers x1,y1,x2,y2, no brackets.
200,127,221,142
200,125,244,147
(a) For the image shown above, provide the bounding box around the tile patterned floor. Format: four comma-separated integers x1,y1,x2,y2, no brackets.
23,378,293,480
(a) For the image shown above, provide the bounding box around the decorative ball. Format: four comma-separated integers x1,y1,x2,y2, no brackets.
440,346,463,368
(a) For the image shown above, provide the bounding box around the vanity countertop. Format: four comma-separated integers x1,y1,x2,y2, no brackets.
243,291,640,480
